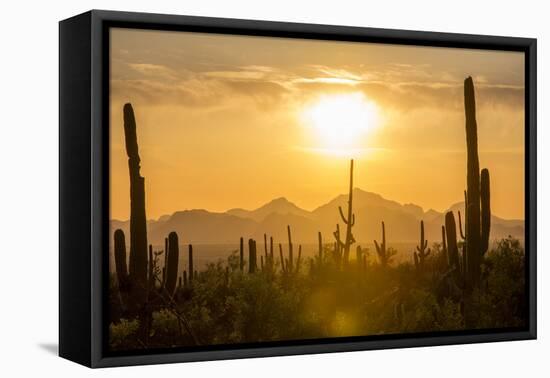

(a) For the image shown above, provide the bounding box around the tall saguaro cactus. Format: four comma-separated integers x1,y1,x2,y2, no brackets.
164,232,179,296
463,77,492,287
123,103,148,309
338,159,356,265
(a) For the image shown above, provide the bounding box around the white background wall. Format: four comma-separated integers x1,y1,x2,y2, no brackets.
0,0,547,375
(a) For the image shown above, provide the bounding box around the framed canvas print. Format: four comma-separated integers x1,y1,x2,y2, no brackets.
59,10,537,368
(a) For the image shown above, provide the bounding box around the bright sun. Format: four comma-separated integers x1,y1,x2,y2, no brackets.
301,92,381,155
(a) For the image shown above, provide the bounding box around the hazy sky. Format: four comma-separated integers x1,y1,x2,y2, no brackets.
110,28,525,221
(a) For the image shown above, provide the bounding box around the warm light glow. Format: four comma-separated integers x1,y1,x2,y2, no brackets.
301,92,381,153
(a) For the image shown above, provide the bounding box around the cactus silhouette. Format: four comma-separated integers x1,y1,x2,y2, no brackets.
296,245,302,273
162,237,168,286
374,221,394,266
279,243,285,273
445,211,462,283
414,220,431,271
463,77,492,287
269,236,274,267
114,229,129,290
248,239,257,273
123,103,148,306
287,225,294,272
333,223,344,266
188,244,194,283
239,237,244,272
264,234,269,263
338,159,356,265
164,232,179,296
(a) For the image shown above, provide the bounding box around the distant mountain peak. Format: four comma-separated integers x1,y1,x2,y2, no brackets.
226,196,310,222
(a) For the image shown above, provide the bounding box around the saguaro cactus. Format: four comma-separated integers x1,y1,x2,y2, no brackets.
162,237,168,286
248,239,257,273
269,236,274,265
164,232,179,296
338,159,356,265
264,234,269,262
463,77,492,287
296,245,302,273
239,237,244,272
287,225,294,272
279,243,286,273
445,211,461,282
414,220,431,271
114,229,129,289
188,244,194,283
374,221,395,267
123,103,148,298
333,224,344,266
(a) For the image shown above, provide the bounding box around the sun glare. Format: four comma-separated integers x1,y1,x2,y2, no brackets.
301,92,381,155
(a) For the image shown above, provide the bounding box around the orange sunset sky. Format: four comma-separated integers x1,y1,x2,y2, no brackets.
109,28,525,221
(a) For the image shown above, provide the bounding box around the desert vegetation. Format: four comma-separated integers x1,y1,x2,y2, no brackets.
109,77,526,351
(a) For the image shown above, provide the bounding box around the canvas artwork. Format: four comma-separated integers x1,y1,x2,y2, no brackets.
108,28,526,352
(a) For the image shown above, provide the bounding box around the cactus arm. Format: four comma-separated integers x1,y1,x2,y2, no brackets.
458,211,465,240
374,240,381,254
338,206,347,224
114,229,129,289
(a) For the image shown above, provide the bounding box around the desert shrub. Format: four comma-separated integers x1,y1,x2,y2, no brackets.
109,318,140,349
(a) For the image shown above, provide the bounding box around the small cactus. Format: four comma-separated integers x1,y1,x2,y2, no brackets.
374,221,394,267
414,220,431,271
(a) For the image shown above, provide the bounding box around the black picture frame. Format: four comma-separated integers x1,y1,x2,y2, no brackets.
59,9,537,368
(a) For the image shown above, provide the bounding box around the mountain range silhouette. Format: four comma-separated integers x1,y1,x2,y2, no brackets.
111,188,524,246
